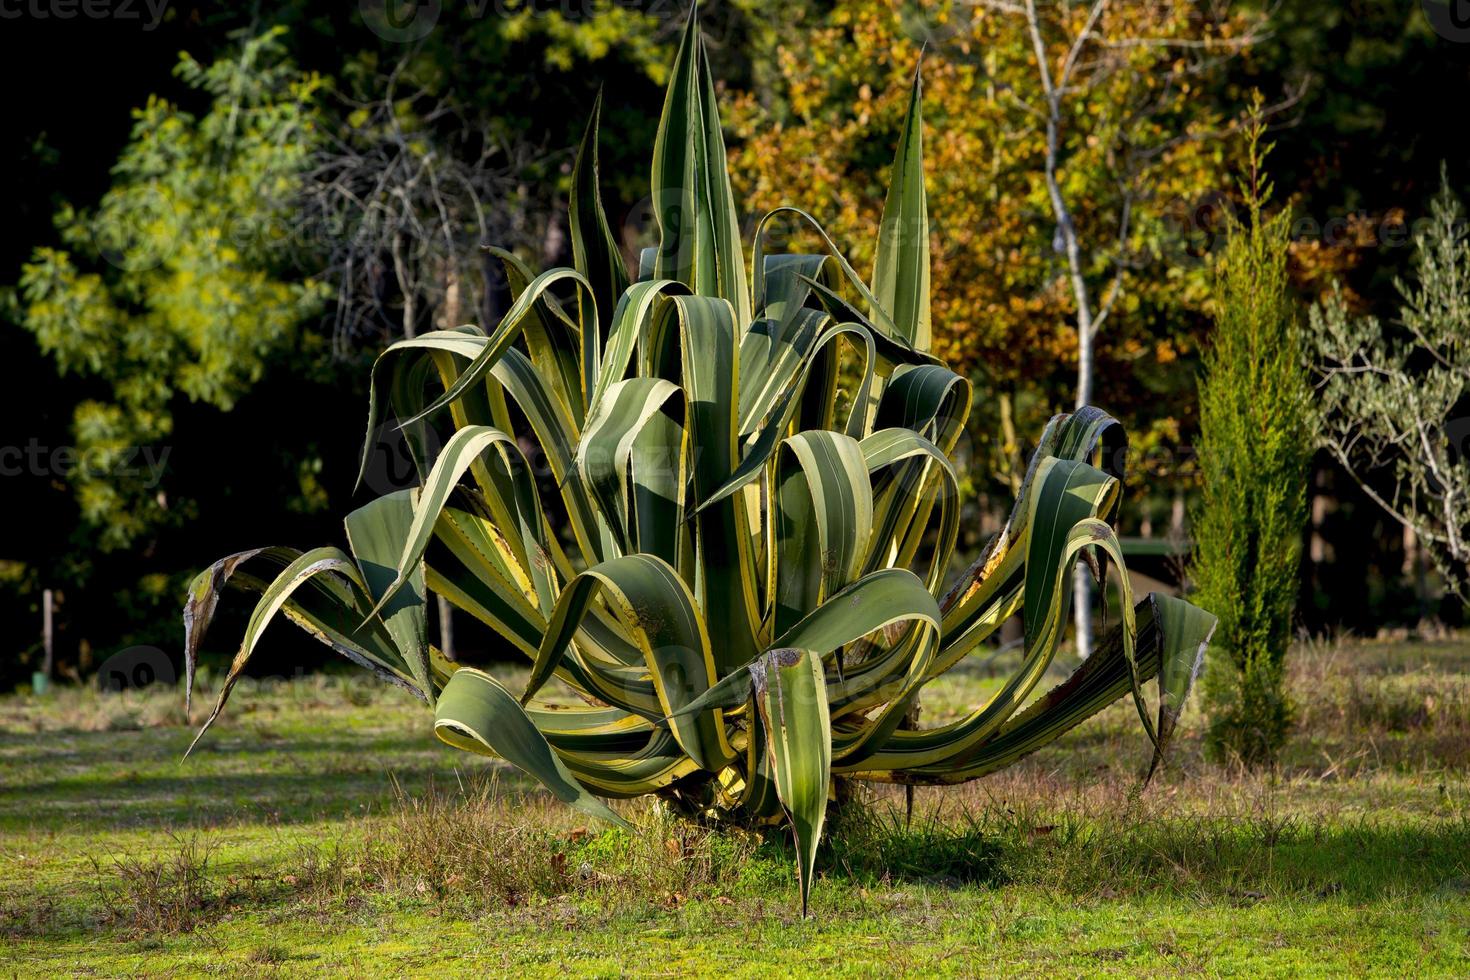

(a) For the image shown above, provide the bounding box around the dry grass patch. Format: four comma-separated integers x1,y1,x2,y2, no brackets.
94,836,215,934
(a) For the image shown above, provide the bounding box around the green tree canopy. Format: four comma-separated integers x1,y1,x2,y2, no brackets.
15,28,329,548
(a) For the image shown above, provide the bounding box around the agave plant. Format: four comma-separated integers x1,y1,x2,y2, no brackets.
183,8,1216,915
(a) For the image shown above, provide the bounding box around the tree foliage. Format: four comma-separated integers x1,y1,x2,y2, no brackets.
14,29,329,548
1307,170,1470,601
728,0,1263,492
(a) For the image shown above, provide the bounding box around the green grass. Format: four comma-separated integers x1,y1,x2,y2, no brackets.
3,636,1470,976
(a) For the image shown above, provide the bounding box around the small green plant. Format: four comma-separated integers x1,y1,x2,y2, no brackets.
1192,105,1310,766
182,5,1216,915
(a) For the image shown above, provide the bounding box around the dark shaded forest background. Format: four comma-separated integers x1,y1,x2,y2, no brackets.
3,0,1466,684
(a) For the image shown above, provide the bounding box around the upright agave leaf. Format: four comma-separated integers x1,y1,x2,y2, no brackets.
650,5,751,324
182,1,1216,916
870,68,931,351
570,88,630,340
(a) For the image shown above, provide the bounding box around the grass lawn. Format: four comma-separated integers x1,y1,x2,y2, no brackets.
3,635,1469,976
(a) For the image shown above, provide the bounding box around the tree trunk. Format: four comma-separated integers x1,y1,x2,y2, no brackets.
998,390,1024,497
41,588,54,680
1071,277,1096,659
392,231,416,340
1072,565,1093,658
439,260,461,331
437,595,456,662
541,210,565,268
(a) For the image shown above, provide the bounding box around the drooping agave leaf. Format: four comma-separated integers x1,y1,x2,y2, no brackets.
353,260,600,496
836,465,1124,772
1022,459,1121,649
941,466,1122,740
874,364,971,455
185,550,421,699
353,338,448,496
701,320,879,516
484,347,607,567
773,431,874,635
364,425,552,623
588,278,688,416
860,427,959,596
938,407,1124,650
394,267,598,432
485,246,586,423
751,252,832,331
433,667,629,827
778,567,940,665
1146,595,1219,782
752,648,831,918
186,546,421,756
529,702,653,753
570,88,631,340
851,592,1217,783
557,728,704,798
426,510,547,657
576,376,686,555
862,368,968,607
750,206,925,349
666,567,942,722
738,305,829,432
870,67,931,351
183,546,271,715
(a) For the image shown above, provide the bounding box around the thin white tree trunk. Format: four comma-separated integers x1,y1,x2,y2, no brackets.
1025,0,1108,658
391,231,416,339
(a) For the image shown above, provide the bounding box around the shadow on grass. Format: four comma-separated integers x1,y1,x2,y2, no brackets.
821,814,1006,888
804,790,1470,904
0,727,529,831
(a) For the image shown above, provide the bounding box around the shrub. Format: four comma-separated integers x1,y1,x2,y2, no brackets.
1192,113,1310,766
